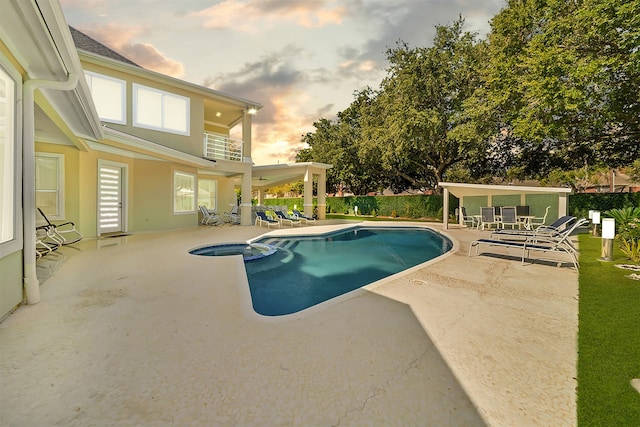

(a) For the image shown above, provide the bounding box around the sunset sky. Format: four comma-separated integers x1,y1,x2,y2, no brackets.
61,0,504,165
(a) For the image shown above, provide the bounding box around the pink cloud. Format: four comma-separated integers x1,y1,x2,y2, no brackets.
190,0,346,32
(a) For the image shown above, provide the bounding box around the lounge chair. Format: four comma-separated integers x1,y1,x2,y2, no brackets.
491,216,576,240
480,207,501,230
274,210,301,227
469,218,588,269
35,227,59,258
255,211,280,228
499,207,520,229
199,206,224,226
293,209,316,224
223,205,241,225
36,207,83,245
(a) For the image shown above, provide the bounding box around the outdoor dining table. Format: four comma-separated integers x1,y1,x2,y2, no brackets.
517,215,536,230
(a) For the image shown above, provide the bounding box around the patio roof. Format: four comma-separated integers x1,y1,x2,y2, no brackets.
438,182,572,198
438,182,573,229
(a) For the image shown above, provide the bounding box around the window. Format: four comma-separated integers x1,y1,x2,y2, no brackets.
173,171,195,214
197,179,217,211
35,153,64,219
84,72,126,124
133,84,190,135
0,65,16,245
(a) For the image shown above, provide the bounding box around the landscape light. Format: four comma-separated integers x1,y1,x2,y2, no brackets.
601,218,615,261
591,211,601,236
588,210,594,219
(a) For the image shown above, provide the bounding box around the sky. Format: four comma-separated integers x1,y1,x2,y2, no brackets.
60,0,505,165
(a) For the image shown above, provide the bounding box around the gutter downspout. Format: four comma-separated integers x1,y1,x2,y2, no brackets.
23,73,78,305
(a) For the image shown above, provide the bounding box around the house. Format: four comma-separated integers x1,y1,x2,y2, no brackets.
0,0,330,320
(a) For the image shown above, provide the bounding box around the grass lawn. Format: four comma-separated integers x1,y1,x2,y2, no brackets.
577,233,640,426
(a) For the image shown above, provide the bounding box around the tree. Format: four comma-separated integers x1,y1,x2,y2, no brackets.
359,18,487,190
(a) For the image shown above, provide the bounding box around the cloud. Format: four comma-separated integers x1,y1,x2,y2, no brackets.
76,23,185,78
190,0,347,32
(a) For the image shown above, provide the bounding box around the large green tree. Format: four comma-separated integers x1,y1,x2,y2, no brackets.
359,18,486,190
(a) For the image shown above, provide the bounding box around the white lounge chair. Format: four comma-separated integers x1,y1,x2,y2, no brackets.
36,207,83,245
223,205,241,224
469,218,588,269
199,206,224,226
293,209,316,224
274,210,301,227
255,211,280,228
491,216,576,240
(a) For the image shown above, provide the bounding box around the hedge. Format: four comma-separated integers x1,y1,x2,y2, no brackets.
257,192,639,221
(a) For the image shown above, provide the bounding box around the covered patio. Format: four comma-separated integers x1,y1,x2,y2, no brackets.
438,182,573,229
248,162,332,220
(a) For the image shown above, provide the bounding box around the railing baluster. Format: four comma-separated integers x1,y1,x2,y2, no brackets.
203,132,243,162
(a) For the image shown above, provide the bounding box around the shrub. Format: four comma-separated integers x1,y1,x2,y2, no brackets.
605,207,640,261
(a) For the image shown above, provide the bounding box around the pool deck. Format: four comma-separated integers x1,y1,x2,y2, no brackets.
0,221,577,426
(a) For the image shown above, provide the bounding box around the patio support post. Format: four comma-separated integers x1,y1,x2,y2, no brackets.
442,187,449,229
23,73,79,305
317,168,326,220
242,109,252,163
240,164,252,226
303,168,313,219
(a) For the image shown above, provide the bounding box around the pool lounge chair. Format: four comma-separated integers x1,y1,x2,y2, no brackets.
199,206,224,226
469,218,588,269
490,216,576,240
223,205,241,225
274,210,302,227
293,209,316,224
255,211,280,228
36,207,83,245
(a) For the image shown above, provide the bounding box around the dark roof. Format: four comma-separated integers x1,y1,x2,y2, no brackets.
69,26,141,68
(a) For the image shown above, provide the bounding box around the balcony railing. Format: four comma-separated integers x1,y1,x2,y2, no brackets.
203,132,243,162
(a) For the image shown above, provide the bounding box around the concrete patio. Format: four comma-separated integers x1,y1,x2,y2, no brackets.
0,221,578,426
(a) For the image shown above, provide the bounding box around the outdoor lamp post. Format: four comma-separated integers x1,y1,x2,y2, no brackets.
601,218,615,261
592,210,601,236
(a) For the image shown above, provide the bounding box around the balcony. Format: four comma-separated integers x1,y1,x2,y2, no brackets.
203,132,243,162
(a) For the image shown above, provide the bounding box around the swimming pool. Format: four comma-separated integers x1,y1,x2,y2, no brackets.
244,226,452,316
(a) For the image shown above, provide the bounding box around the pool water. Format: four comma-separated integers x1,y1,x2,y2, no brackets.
246,226,452,316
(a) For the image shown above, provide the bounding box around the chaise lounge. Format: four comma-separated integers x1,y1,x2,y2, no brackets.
468,218,588,269
255,211,280,228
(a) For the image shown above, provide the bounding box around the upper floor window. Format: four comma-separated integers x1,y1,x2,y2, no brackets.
133,84,190,136
84,71,126,124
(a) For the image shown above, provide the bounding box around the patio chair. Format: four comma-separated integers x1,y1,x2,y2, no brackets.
456,207,478,228
469,218,588,269
274,210,302,227
491,216,576,240
199,206,224,226
480,207,501,230
35,227,59,258
255,211,280,228
529,206,551,228
36,207,83,245
499,207,520,229
223,205,241,225
293,209,316,224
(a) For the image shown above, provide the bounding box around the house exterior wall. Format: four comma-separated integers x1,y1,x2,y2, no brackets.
80,61,208,158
